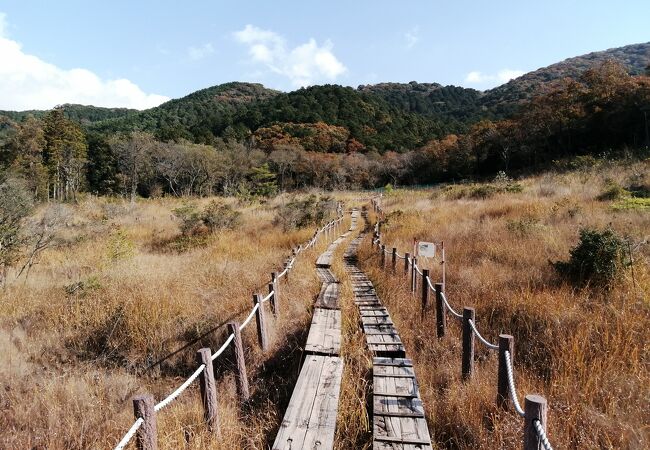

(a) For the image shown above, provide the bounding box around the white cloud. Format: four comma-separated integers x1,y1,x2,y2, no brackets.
464,68,526,87
404,26,419,49
233,24,347,88
0,13,169,110
188,43,214,61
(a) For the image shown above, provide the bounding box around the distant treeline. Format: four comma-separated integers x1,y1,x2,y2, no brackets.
0,62,648,200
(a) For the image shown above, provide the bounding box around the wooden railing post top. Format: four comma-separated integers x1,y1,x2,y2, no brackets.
392,247,397,253
525,394,547,407
499,333,514,341
196,347,211,360
434,282,443,290
463,307,475,318
133,393,154,404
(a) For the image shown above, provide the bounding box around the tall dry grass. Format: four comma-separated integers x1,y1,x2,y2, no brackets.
356,161,649,449
0,194,337,449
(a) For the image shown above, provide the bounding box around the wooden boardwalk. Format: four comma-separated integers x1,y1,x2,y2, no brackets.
273,212,358,449
273,354,344,450
343,214,433,450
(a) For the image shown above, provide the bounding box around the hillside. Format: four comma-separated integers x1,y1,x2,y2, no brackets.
481,41,650,114
0,104,139,124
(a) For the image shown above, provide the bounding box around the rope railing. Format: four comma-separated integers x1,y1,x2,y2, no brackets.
468,319,499,350
534,419,554,450
113,213,347,450
154,364,206,412
504,350,525,417
114,418,143,450
368,199,553,450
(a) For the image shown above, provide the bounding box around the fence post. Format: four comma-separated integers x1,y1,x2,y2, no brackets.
435,282,446,338
421,270,430,317
497,334,514,409
404,252,410,277
462,307,475,380
253,294,269,351
133,394,157,450
268,282,277,317
391,248,397,273
196,348,219,434
524,395,548,450
271,272,279,314
411,257,418,294
380,245,386,268
227,322,250,401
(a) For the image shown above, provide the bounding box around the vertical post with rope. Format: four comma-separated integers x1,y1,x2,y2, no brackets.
391,247,397,273
497,334,514,409
421,269,430,317
411,257,418,294
268,282,277,317
462,307,475,380
435,282,446,338
196,348,219,435
524,395,548,450
404,252,410,277
271,272,279,316
228,322,250,401
133,394,157,450
380,244,386,268
253,294,269,351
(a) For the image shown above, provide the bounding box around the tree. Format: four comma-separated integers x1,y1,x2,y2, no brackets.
6,116,48,199
110,131,157,202
42,109,87,201
249,163,277,198
0,178,33,285
86,133,118,195
269,144,301,191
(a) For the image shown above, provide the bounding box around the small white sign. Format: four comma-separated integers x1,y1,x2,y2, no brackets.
417,241,436,258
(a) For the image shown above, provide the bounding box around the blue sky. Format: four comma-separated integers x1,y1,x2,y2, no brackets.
0,0,648,110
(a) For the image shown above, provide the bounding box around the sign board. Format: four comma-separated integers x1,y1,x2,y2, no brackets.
417,241,436,258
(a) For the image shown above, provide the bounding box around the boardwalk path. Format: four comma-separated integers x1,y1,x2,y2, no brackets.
272,211,358,449
343,210,433,450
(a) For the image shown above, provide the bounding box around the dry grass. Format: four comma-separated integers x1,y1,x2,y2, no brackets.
356,160,649,449
0,194,334,449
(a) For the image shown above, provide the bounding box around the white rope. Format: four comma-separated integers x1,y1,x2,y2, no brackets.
533,419,554,450
384,248,392,255
154,364,205,412
468,319,499,350
407,257,412,265
240,302,260,331
504,350,525,417
211,333,235,361
414,263,423,276
395,253,405,259
441,292,463,319
277,267,289,279
113,417,144,450
260,290,274,303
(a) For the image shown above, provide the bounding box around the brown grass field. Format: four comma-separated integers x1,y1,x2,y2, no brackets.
1,158,648,449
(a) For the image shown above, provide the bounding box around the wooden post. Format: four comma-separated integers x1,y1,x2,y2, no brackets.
133,394,157,450
404,252,410,276
524,395,548,450
196,348,219,434
435,282,446,338
227,322,250,401
253,294,269,351
271,272,279,315
411,257,418,294
268,282,277,317
462,307,475,380
380,244,386,268
497,334,514,409
421,269,430,317
391,247,397,273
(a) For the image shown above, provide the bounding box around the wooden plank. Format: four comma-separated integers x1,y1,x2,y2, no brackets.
315,282,340,310
373,358,413,367
305,308,341,356
273,355,344,449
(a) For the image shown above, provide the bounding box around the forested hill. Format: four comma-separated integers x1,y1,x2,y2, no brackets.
480,42,650,115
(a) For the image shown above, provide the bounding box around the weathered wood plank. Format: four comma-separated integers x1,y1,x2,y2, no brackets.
315,282,340,309
305,308,341,356
273,355,344,450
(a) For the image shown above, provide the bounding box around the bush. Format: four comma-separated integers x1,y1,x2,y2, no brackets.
597,182,630,201
274,195,336,231
553,228,625,288
0,178,34,282
173,201,241,236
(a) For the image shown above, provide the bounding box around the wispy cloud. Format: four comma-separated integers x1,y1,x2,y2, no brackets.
233,24,347,87
0,12,169,110
188,43,214,61
464,69,525,87
404,26,419,49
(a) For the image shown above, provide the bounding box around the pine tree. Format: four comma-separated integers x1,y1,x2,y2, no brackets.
249,163,278,198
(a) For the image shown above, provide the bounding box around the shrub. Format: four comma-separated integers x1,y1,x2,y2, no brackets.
384,183,394,195
274,195,336,230
173,201,241,236
469,184,499,199
597,182,630,201
0,178,34,284
553,228,625,288
107,228,135,261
